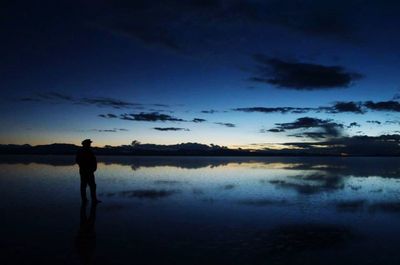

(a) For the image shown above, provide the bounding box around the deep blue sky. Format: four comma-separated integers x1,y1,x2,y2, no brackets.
1,0,400,147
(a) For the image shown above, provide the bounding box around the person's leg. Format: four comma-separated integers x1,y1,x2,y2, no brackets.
80,173,88,202
88,173,100,202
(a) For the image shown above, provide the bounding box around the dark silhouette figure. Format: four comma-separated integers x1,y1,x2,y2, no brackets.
76,139,101,203
75,202,97,265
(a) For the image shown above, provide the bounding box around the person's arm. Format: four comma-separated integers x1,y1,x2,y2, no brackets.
93,154,97,172
89,151,97,172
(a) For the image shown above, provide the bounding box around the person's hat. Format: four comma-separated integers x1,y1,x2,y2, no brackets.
81,139,92,145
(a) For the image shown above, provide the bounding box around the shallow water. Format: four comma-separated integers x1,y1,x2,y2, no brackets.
1,155,400,265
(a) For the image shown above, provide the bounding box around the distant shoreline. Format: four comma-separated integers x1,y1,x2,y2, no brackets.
1,142,399,157
1,153,400,157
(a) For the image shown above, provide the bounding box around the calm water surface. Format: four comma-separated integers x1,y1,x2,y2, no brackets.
1,155,400,265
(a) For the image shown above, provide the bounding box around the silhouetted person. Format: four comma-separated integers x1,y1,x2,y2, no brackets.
75,202,97,265
76,139,101,203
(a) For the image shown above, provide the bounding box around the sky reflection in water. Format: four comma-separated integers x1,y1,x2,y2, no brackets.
1,156,400,265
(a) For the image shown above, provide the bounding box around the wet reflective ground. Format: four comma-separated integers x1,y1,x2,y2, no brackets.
1,155,400,265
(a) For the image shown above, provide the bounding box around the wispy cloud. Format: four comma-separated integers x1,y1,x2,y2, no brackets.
79,97,142,109
366,120,381,125
99,112,209,125
347,122,360,128
20,92,74,102
234,106,313,114
18,92,172,110
153,127,190,131
98,113,118,119
192,118,207,123
201,109,221,114
234,101,371,115
90,128,129,133
215,122,236,128
120,112,185,122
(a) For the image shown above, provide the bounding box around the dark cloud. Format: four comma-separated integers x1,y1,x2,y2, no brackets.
79,97,141,109
153,127,190,131
215,122,236,128
273,117,332,130
201,109,219,114
261,128,285,133
347,122,360,128
192,118,207,123
367,120,381,125
234,101,365,115
101,112,204,125
19,92,75,102
269,117,344,139
329,101,364,114
233,107,312,114
152,103,170,107
385,120,400,125
364,101,400,112
19,92,147,109
90,128,128,132
121,112,185,122
250,55,362,90
234,100,400,116
98,113,118,119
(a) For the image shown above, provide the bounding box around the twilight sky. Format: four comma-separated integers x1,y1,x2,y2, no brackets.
2,0,400,148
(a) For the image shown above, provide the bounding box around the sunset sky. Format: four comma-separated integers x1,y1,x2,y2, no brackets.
2,0,400,148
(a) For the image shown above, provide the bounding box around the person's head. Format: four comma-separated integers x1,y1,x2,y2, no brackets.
81,139,92,148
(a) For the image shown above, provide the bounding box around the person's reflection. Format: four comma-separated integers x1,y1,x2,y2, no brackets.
75,202,97,265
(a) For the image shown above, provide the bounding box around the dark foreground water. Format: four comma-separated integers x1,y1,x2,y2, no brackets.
1,155,400,265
